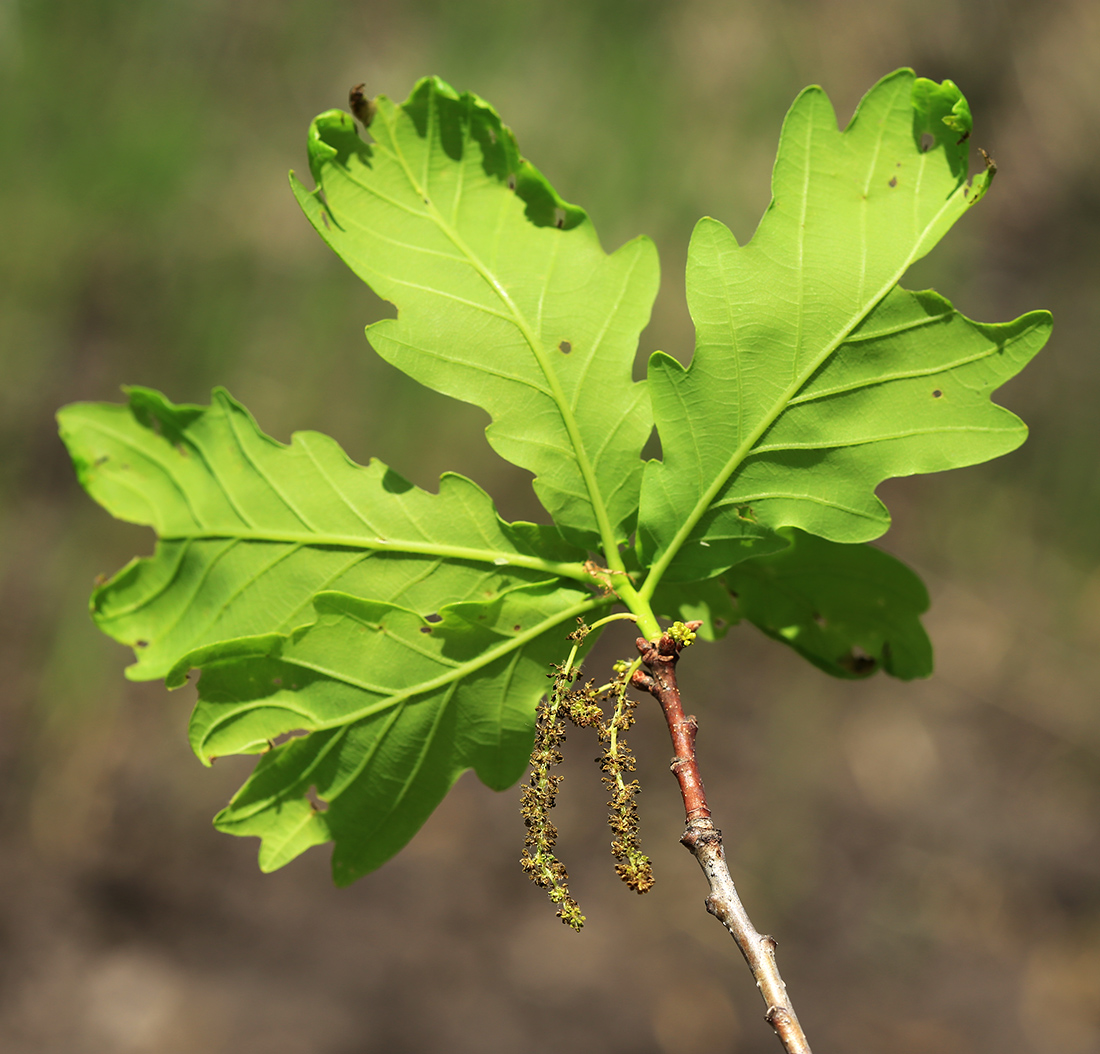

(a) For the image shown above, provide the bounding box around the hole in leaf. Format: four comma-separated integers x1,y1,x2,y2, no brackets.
932,389,943,398
837,647,876,676
306,785,329,812
488,127,496,144
381,467,413,494
559,340,572,354
554,207,566,228
134,640,149,648
419,626,432,634
271,729,309,747
640,426,662,461
888,176,898,188
507,173,517,191
425,613,442,623
920,132,935,152
714,618,726,630
321,211,331,230
812,613,827,628
513,624,522,632
272,677,282,686
94,455,110,466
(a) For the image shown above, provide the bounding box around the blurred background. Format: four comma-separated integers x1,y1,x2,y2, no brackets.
2,0,1099,1051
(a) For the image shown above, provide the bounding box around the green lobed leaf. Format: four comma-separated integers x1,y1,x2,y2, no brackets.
58,386,604,879
183,585,601,884
637,70,1051,585
726,530,932,680
291,76,659,547
58,387,590,681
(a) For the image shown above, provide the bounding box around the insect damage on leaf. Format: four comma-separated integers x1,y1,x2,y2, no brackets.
635,70,1050,588
291,75,657,547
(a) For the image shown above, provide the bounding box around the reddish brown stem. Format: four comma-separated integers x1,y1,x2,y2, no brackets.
634,629,813,1054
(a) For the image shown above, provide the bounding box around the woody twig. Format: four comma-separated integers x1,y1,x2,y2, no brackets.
632,624,812,1054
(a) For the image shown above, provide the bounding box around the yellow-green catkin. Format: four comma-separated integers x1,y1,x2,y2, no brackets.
597,658,654,894
519,623,597,930
520,624,655,927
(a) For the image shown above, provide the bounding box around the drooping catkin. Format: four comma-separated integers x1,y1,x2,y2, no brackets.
519,624,596,930
520,625,655,928
597,659,654,893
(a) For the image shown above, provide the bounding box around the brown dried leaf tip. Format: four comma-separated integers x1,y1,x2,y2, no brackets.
348,83,377,128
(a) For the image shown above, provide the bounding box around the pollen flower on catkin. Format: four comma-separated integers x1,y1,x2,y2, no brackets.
519,654,600,931
596,660,654,894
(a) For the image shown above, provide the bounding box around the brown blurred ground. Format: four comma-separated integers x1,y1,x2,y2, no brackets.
2,1,1099,1051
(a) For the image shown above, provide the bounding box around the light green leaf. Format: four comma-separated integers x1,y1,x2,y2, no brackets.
727,530,932,680
184,585,601,883
637,70,1051,586
649,577,739,641
290,76,659,546
58,387,590,680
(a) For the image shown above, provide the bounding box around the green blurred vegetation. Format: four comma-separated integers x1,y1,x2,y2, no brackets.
3,1,1100,1051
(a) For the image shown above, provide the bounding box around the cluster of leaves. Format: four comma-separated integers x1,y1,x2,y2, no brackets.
58,70,1049,887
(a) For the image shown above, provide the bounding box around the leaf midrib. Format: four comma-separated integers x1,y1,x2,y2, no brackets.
196,593,605,751
371,85,625,567
639,175,972,601
156,528,590,581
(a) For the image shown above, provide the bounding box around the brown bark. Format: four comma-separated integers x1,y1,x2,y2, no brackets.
633,629,813,1054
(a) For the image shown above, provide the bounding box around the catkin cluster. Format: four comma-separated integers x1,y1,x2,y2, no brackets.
521,624,655,928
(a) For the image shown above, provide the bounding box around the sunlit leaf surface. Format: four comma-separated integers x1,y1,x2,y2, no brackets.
637,71,1050,583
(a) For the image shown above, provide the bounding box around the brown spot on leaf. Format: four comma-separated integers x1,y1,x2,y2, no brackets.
837,647,877,676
